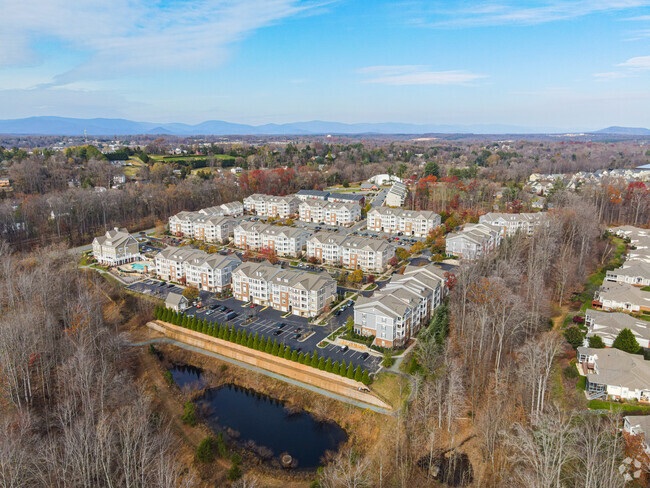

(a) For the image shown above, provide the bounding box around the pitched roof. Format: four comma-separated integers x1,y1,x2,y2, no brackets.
165,292,187,308
586,309,650,343
580,347,650,391
94,227,135,248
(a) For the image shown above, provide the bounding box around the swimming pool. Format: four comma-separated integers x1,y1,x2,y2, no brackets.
131,262,147,271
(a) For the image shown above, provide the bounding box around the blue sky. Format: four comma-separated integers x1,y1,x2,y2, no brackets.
1,0,649,129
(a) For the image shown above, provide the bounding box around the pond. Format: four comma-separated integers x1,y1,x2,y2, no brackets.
169,364,206,390
168,365,346,468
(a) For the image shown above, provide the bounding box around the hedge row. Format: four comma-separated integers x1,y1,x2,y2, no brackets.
154,306,371,385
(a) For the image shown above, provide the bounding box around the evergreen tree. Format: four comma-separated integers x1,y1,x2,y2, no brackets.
588,335,605,348
311,351,319,368
564,327,585,350
161,308,168,321
190,317,198,330
318,357,326,370
354,365,362,382
258,336,267,351
288,348,296,361
298,352,305,364
613,328,640,354
279,344,286,357
304,353,311,365
201,321,208,335
325,358,332,372
332,361,340,375
153,306,160,319
347,362,355,379
361,369,370,385
339,360,346,376
229,326,236,342
235,329,242,344
247,332,254,348
272,339,279,356
252,333,260,350
265,337,273,354
181,315,188,328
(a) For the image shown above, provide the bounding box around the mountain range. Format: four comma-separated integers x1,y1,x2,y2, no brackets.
0,116,648,136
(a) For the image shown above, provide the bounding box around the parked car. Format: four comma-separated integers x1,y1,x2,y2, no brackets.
360,352,369,360
340,345,349,352
209,304,217,310
276,323,286,329
225,311,238,320
219,306,227,312
293,333,302,340
273,330,282,336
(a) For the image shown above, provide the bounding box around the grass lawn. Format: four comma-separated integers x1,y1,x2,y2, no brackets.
576,376,586,391
588,399,650,413
371,372,410,409
642,286,650,292
123,166,140,178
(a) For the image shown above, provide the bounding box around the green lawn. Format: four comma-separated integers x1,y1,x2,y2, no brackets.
588,399,650,413
642,286,650,292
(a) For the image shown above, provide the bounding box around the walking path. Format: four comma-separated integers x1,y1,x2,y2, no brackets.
128,337,394,416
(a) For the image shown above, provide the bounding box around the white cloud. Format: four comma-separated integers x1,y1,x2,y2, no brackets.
358,65,487,85
617,55,650,69
0,0,327,84
412,1,650,27
594,71,629,80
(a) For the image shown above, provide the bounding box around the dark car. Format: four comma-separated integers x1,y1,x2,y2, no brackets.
273,330,282,336
340,345,349,352
293,333,301,340
209,304,217,310
219,306,227,312
360,352,369,360
347,300,354,306
335,310,341,316
276,323,286,329
294,327,302,333
158,281,166,287
225,311,238,320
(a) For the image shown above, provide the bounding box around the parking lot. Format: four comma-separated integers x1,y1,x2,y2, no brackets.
128,279,381,372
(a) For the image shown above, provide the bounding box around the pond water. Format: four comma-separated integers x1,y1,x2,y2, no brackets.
168,365,346,468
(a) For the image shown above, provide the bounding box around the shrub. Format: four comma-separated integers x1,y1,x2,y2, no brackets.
181,401,197,427
163,370,173,385
613,328,640,354
196,436,215,463
382,350,395,368
564,327,585,350
563,365,579,379
227,463,242,482
572,315,585,324
588,335,605,349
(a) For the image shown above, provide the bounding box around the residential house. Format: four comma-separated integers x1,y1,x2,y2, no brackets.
165,292,189,312
606,260,650,287
577,346,650,402
585,309,650,348
593,282,650,313
478,212,548,237
360,182,380,191
306,232,395,272
92,227,141,266
231,261,336,317
445,223,504,261
384,181,408,207
367,207,441,237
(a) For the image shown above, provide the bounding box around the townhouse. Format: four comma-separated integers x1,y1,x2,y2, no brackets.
92,227,141,266
306,232,395,272
154,246,241,292
231,261,336,317
445,223,504,261
593,282,650,313
299,200,361,226
384,181,408,207
367,207,442,237
606,260,650,287
191,215,235,243
577,346,650,402
295,189,330,201
354,264,447,348
328,192,365,206
478,212,548,237
585,309,650,348
233,222,311,256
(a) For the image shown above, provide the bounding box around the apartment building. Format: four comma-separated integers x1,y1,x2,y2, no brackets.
243,193,268,213
169,211,200,237
478,212,548,237
367,207,442,237
299,200,361,225
328,192,365,206
243,194,300,218
92,227,141,265
354,264,447,347
192,215,235,243
306,232,395,272
384,181,408,207
231,261,336,317
199,201,244,217
233,222,311,256
154,246,241,292
445,223,504,261
585,309,650,348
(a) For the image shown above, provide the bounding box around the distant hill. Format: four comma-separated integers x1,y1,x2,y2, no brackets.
0,116,568,136
593,126,650,136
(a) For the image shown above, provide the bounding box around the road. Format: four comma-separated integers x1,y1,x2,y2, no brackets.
128,337,393,415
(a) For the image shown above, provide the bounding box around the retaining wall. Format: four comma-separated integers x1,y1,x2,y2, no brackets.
147,321,391,410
